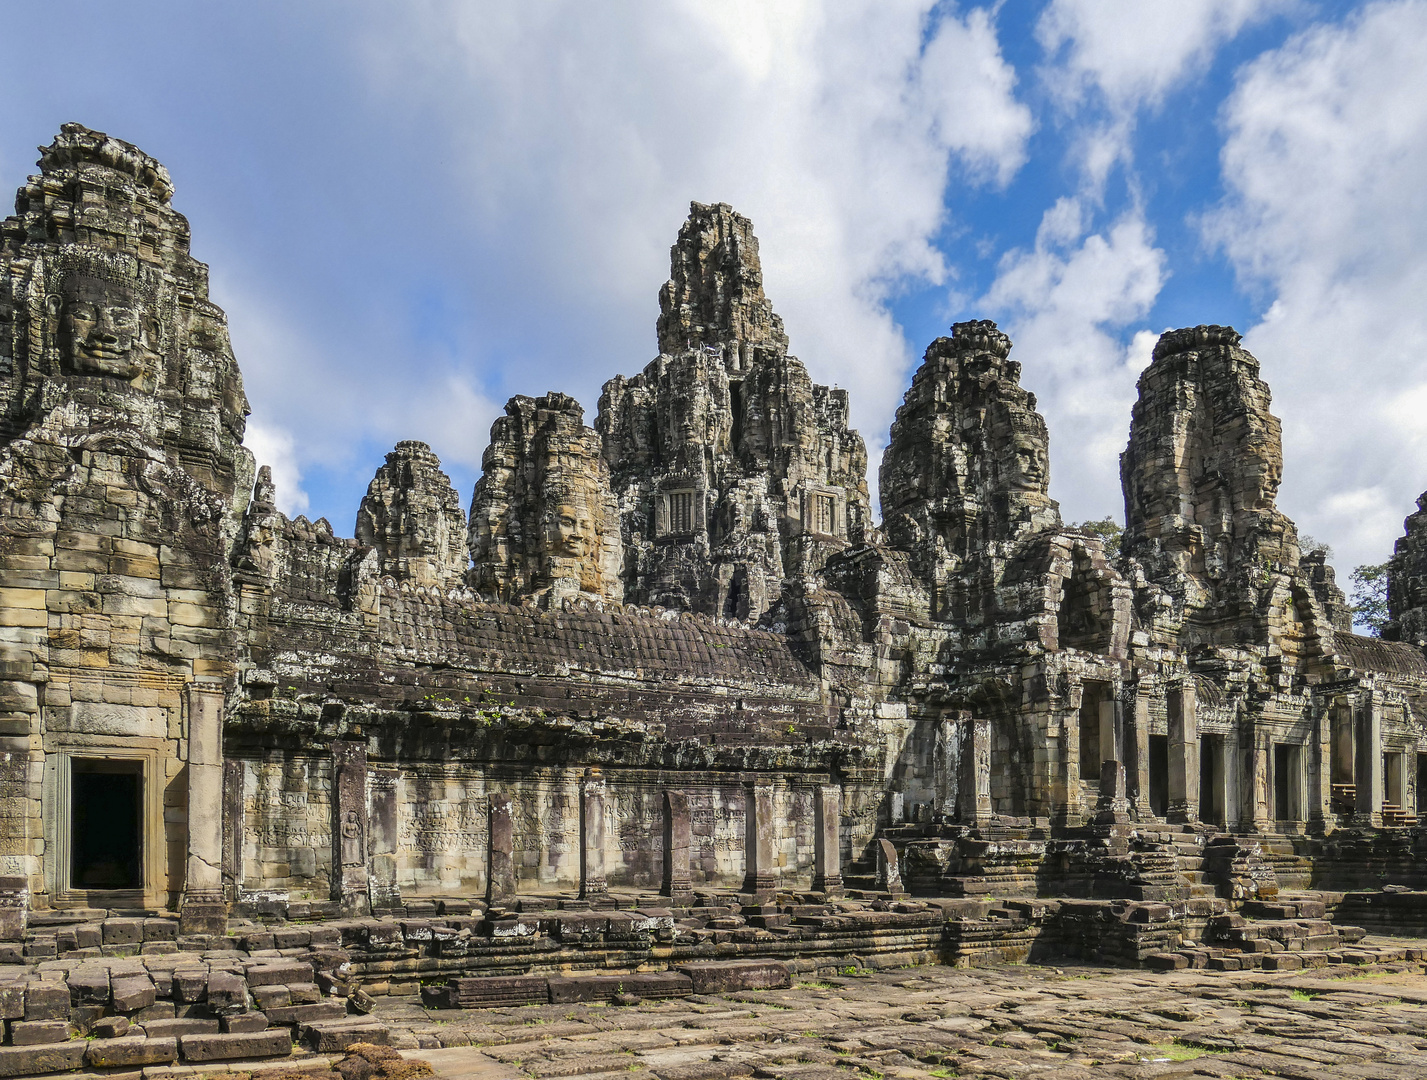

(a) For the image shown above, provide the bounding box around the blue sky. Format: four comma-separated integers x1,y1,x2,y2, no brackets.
2,0,1423,583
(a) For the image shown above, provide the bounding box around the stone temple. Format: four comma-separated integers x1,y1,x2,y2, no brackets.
0,124,1426,1070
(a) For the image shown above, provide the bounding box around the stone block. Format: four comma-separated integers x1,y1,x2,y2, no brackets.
67,967,109,1005
89,1014,130,1038
22,984,68,1022
10,1019,70,1045
675,961,791,994
222,1011,270,1033
180,1028,293,1062
299,1019,390,1052
253,985,291,1011
546,972,693,1003
0,985,21,1021
205,971,248,1014
85,1035,178,1067
172,968,207,1002
0,1041,86,1077
264,1000,347,1025
247,960,314,986
111,974,156,1012
102,918,144,945
141,1016,220,1038
143,918,178,941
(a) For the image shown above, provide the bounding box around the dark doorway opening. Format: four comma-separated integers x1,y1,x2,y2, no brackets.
1200,735,1225,827
71,759,142,890
1418,754,1427,817
1148,734,1169,817
1273,744,1298,822
1079,681,1106,780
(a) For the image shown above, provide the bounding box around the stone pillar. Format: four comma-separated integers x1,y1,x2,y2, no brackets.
932,718,957,819
1095,760,1130,826
1099,695,1121,771
1167,680,1199,824
1130,688,1152,816
331,741,370,915
580,769,609,904
741,780,776,899
1058,708,1081,826
1354,693,1384,826
221,759,244,902
662,789,694,904
1242,722,1269,833
1309,704,1333,828
487,793,515,904
368,769,402,911
812,784,843,896
180,685,227,935
956,715,992,825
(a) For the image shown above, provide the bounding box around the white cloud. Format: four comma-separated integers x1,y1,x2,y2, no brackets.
982,209,1168,522
350,0,1033,505
1203,0,1427,573
1037,0,1285,189
243,421,309,518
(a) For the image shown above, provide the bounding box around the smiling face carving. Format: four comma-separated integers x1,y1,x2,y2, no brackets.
545,500,594,561
59,273,156,380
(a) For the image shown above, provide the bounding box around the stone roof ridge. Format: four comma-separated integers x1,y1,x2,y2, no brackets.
38,122,174,203
1150,324,1242,362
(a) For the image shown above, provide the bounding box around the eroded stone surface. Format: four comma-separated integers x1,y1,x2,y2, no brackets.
379,952,1427,1080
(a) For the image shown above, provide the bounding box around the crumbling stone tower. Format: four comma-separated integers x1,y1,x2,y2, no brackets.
1120,326,1303,646
597,202,869,620
0,125,252,928
356,440,469,589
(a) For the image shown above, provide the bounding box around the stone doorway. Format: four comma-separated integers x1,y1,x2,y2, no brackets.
1273,744,1301,825
1200,735,1227,827
71,759,142,890
1148,734,1169,817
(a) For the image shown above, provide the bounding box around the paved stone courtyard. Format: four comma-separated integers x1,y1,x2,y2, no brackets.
375,941,1427,1080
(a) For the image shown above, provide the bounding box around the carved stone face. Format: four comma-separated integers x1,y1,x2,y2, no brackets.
546,501,593,560
59,273,155,380
1010,437,1048,492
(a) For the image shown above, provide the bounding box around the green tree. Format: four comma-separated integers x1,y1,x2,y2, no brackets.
1349,562,1390,636
1300,534,1333,559
1073,518,1122,560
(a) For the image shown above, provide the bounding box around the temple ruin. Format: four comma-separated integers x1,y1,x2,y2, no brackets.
0,123,1424,1070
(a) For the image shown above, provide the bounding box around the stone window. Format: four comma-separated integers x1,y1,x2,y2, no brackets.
815,494,836,535
669,491,694,534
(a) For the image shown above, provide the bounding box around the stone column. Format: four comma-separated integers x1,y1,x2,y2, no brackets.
662,789,694,904
487,793,515,904
580,769,609,903
812,784,843,896
1242,723,1269,833
956,715,992,825
1167,680,1199,824
1099,694,1121,772
932,717,957,819
180,684,227,935
331,741,370,915
221,759,244,901
1061,707,1078,827
1130,688,1152,816
741,780,776,899
1354,693,1384,826
368,769,402,911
